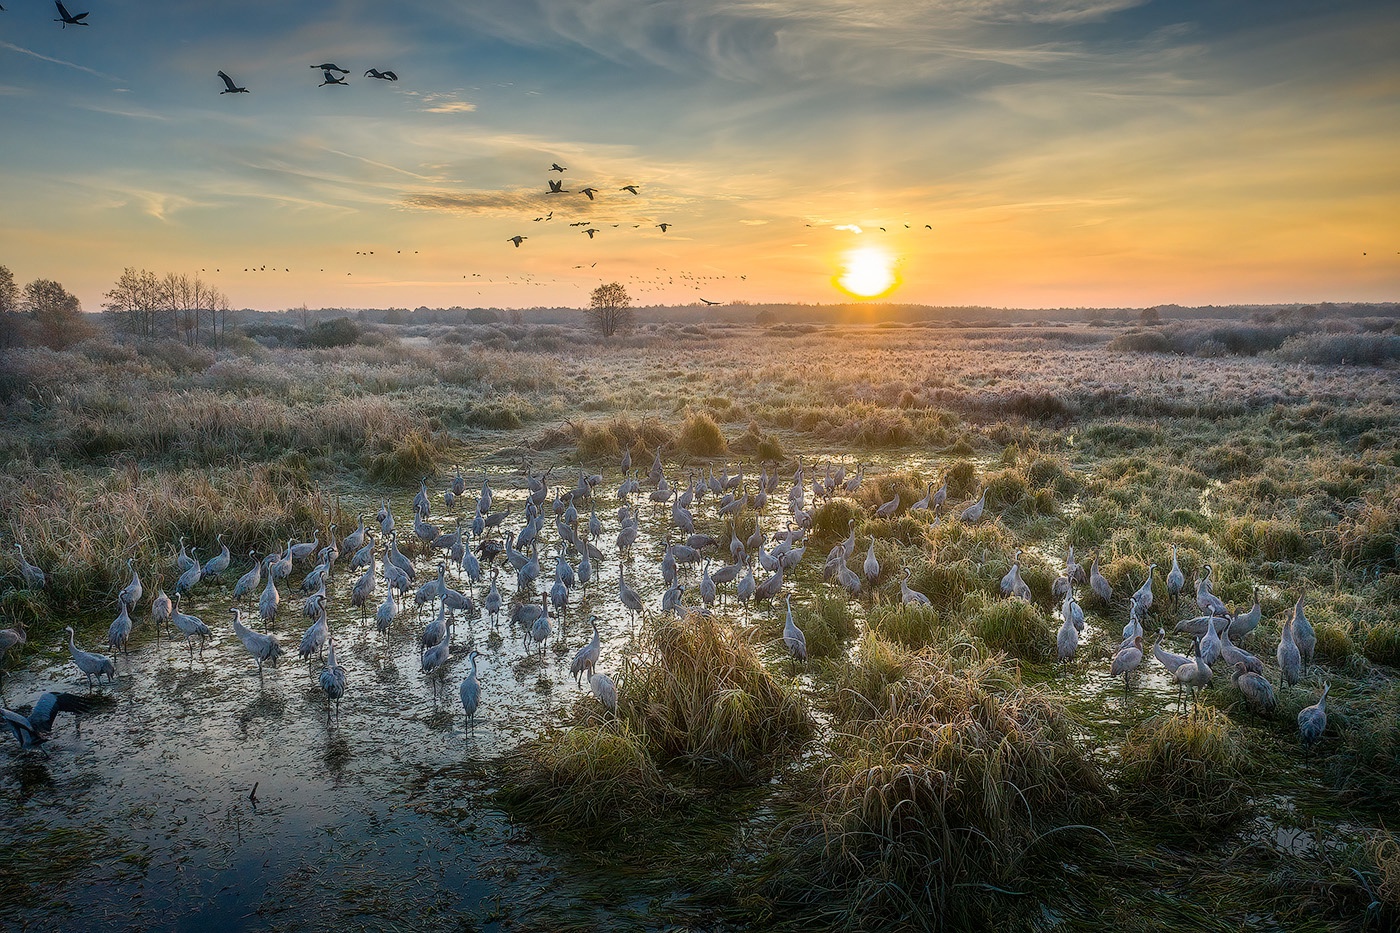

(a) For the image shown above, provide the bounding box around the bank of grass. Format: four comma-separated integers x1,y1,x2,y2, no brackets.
1,460,346,623
763,647,1104,930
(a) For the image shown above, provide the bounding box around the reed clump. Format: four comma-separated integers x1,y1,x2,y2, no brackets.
677,410,728,457
498,723,668,835
367,429,442,483
618,611,812,781
968,596,1052,662
1118,709,1249,829
765,649,1103,930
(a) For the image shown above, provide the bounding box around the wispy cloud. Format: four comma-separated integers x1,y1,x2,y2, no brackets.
0,40,122,82
423,101,478,113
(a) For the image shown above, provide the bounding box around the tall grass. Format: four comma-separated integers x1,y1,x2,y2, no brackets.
1,461,346,622
498,723,668,835
617,611,813,780
1118,709,1248,829
765,648,1103,930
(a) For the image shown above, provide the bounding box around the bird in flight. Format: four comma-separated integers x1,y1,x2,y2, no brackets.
217,71,249,94
548,179,569,194
53,1,88,27
507,236,527,248
311,63,350,74
365,68,398,81
2,691,94,748
550,163,567,172
656,223,671,233
701,298,721,306
619,185,640,195
579,187,598,200
319,69,348,86
583,228,599,239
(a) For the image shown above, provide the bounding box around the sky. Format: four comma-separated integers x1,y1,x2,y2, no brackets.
0,0,1397,312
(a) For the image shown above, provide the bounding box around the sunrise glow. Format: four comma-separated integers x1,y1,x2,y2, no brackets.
836,248,899,300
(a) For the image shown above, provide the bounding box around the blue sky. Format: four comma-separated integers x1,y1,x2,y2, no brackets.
1,0,1396,310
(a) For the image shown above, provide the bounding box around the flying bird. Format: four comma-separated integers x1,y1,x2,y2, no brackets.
700,298,721,306
619,185,639,195
311,63,350,73
548,179,569,193
3,692,93,749
583,228,599,239
364,68,398,81
549,163,567,172
54,2,87,27
319,69,348,86
656,223,671,232
507,236,527,247
579,187,598,200
217,71,249,94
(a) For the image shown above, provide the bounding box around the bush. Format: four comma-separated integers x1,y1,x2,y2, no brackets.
1108,329,1170,353
305,317,361,348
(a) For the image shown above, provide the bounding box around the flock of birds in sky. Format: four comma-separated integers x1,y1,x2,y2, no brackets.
8,1,961,304
2,452,1332,752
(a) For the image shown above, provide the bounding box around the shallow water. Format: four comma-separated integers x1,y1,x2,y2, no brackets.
0,447,1354,930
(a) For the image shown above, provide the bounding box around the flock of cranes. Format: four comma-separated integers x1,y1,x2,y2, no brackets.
5,454,1331,751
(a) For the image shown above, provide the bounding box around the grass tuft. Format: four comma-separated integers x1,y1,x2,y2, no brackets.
765,649,1102,930
1118,709,1249,830
619,611,812,780
499,723,668,835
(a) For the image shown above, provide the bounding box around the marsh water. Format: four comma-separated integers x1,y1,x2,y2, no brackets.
0,443,1364,931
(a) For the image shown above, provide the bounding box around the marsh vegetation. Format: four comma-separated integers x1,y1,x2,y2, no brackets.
2,311,1398,931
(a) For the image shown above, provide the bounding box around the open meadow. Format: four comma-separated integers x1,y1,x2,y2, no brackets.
2,314,1399,932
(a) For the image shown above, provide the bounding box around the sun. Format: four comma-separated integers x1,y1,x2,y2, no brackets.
835,247,899,299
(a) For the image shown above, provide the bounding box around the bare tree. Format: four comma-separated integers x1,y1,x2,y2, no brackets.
585,282,633,340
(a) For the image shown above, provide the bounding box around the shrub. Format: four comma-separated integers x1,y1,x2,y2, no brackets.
305,317,361,348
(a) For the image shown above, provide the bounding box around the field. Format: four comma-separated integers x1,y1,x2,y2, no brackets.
2,313,1399,932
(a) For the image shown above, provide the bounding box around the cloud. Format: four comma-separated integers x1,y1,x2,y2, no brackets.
0,40,122,82
404,189,552,214
833,224,863,233
422,101,479,113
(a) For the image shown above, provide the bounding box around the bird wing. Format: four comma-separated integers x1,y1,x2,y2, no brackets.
383,71,397,80
2,707,37,744
28,692,90,733
55,1,71,19
218,71,235,90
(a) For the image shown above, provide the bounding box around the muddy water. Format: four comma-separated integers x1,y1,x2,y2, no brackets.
0,451,1337,930
1,460,725,932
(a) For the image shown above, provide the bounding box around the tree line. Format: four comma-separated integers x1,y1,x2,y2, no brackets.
102,268,233,348
0,264,89,349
